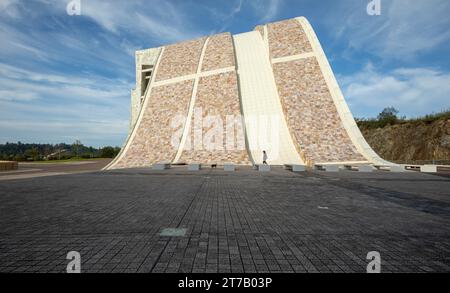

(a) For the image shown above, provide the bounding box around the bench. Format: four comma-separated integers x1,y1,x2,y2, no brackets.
152,162,171,170
223,164,235,171
357,165,374,173
374,165,405,172
284,164,306,172
389,165,405,172
188,163,201,171
420,165,437,173
343,165,356,171
404,164,421,171
339,164,374,172
257,164,270,172
314,164,339,172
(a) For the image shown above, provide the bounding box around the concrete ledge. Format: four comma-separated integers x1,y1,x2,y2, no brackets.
284,164,306,172
374,165,405,172
374,165,388,171
257,164,270,172
404,165,421,171
224,164,235,171
293,165,306,172
390,165,405,172
358,165,374,173
421,165,437,173
188,163,201,171
314,165,323,171
314,164,339,172
0,161,18,171
152,162,171,170
325,165,339,172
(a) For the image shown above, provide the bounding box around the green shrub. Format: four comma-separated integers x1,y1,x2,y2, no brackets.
357,108,450,129
100,146,120,158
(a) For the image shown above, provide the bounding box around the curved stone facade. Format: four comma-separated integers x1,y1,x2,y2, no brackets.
106,16,390,170
273,58,364,163
267,19,312,58
155,37,206,82
178,72,250,165
201,33,235,72
114,80,193,168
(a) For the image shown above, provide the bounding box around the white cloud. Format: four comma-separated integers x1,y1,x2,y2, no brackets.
0,63,132,146
0,63,131,103
381,0,450,57
0,90,38,102
79,0,202,43
327,0,450,60
250,0,282,23
339,63,450,118
0,63,92,85
202,0,243,33
263,0,281,22
0,118,128,146
0,24,50,61
0,0,21,18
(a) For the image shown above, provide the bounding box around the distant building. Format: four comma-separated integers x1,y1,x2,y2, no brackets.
44,149,69,160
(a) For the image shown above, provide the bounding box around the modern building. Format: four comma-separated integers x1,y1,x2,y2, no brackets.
105,16,391,170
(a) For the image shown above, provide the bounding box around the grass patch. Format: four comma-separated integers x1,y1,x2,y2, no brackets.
408,109,450,123
357,109,450,130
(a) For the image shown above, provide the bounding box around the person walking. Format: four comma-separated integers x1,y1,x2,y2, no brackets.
262,150,268,165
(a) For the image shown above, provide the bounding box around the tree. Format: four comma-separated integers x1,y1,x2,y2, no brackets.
100,146,115,158
99,146,121,158
377,107,398,127
14,154,25,161
72,140,82,158
24,147,40,161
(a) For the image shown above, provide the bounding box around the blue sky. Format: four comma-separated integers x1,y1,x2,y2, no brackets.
0,0,449,147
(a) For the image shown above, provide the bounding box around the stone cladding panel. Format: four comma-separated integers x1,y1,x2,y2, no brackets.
273,57,365,163
115,80,194,168
179,72,251,165
155,38,206,81
201,33,235,72
267,19,312,58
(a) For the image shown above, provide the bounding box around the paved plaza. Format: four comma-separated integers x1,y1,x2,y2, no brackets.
0,159,112,181
0,167,449,273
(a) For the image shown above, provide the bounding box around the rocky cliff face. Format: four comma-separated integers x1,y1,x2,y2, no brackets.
359,118,450,163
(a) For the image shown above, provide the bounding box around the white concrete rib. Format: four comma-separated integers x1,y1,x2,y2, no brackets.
271,52,316,64
151,66,235,88
263,25,270,58
233,31,304,165
172,37,210,164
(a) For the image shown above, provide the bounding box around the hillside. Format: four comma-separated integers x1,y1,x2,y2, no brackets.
358,117,450,164
0,142,120,161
